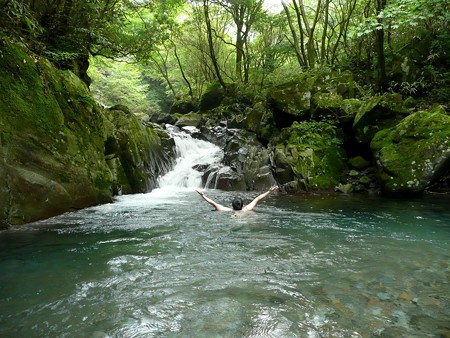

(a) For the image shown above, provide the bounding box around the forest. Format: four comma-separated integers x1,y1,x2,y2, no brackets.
1,0,449,113
1,3,450,335
1,0,450,219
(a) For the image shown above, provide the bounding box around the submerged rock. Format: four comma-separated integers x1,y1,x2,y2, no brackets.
371,106,450,194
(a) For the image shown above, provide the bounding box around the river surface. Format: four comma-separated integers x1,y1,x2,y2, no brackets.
0,129,449,337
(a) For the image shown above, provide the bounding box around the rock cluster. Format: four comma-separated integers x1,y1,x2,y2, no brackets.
166,71,449,196
0,40,175,228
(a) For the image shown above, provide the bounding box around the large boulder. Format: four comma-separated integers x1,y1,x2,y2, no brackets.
0,40,112,227
270,121,347,192
266,76,315,128
353,94,407,143
169,96,197,115
371,106,450,194
311,92,344,120
0,39,175,228
175,112,202,128
104,107,175,195
267,71,356,129
201,128,276,191
199,82,225,112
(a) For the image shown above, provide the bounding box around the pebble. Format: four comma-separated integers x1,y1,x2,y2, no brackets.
397,292,413,302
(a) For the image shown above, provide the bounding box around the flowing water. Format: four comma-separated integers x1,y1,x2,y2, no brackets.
0,129,449,338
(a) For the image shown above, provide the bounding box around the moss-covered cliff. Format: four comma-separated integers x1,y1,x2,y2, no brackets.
0,39,174,228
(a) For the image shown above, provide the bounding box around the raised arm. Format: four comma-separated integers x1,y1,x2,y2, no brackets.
196,189,232,211
243,186,278,211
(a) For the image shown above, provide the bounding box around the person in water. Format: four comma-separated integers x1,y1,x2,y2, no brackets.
195,186,278,211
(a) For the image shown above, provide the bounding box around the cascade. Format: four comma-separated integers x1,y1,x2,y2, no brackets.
157,125,223,189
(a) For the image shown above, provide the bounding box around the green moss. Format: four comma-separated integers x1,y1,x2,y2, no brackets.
175,112,202,127
349,156,371,170
272,120,347,190
0,39,114,226
371,107,450,193
0,41,64,137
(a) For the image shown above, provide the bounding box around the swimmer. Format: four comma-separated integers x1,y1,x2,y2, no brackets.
195,186,278,211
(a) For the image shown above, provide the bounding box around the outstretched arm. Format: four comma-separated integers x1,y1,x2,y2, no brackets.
196,189,232,211
243,186,278,211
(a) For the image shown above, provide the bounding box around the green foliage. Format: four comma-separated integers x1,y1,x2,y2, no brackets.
356,1,428,37
288,120,342,149
3,0,448,111
43,51,79,64
0,1,41,41
88,57,167,115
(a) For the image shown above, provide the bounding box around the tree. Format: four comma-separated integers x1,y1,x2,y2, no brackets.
281,0,356,69
203,0,227,88
215,0,264,83
250,11,290,88
354,0,450,94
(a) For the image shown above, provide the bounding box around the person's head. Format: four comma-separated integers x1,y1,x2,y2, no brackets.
232,197,244,210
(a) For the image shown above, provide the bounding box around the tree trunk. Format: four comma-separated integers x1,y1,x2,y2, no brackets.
173,42,193,98
291,0,308,67
375,0,387,92
203,0,226,89
320,0,330,64
282,2,305,68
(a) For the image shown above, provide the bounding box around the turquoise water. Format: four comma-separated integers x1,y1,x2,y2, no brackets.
0,189,449,337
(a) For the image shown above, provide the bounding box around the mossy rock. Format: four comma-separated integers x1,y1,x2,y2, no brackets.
270,121,347,191
170,96,197,115
371,106,450,194
0,39,175,227
334,70,355,98
199,82,225,112
175,112,202,127
353,93,407,144
340,99,362,124
267,71,356,128
105,107,175,193
0,39,113,226
266,78,315,128
349,156,371,170
243,102,265,133
311,92,344,120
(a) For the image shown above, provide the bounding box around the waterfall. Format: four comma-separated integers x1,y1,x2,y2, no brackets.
157,126,223,189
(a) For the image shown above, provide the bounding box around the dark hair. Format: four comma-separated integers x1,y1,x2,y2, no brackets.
232,197,243,210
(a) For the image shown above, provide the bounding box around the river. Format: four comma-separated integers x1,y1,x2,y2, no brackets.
0,128,449,337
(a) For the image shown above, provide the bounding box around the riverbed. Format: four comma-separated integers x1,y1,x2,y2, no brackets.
0,189,448,337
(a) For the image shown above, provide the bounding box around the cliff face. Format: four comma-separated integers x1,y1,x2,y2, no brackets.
0,39,174,228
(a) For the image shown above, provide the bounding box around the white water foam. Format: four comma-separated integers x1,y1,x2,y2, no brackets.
157,126,222,190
